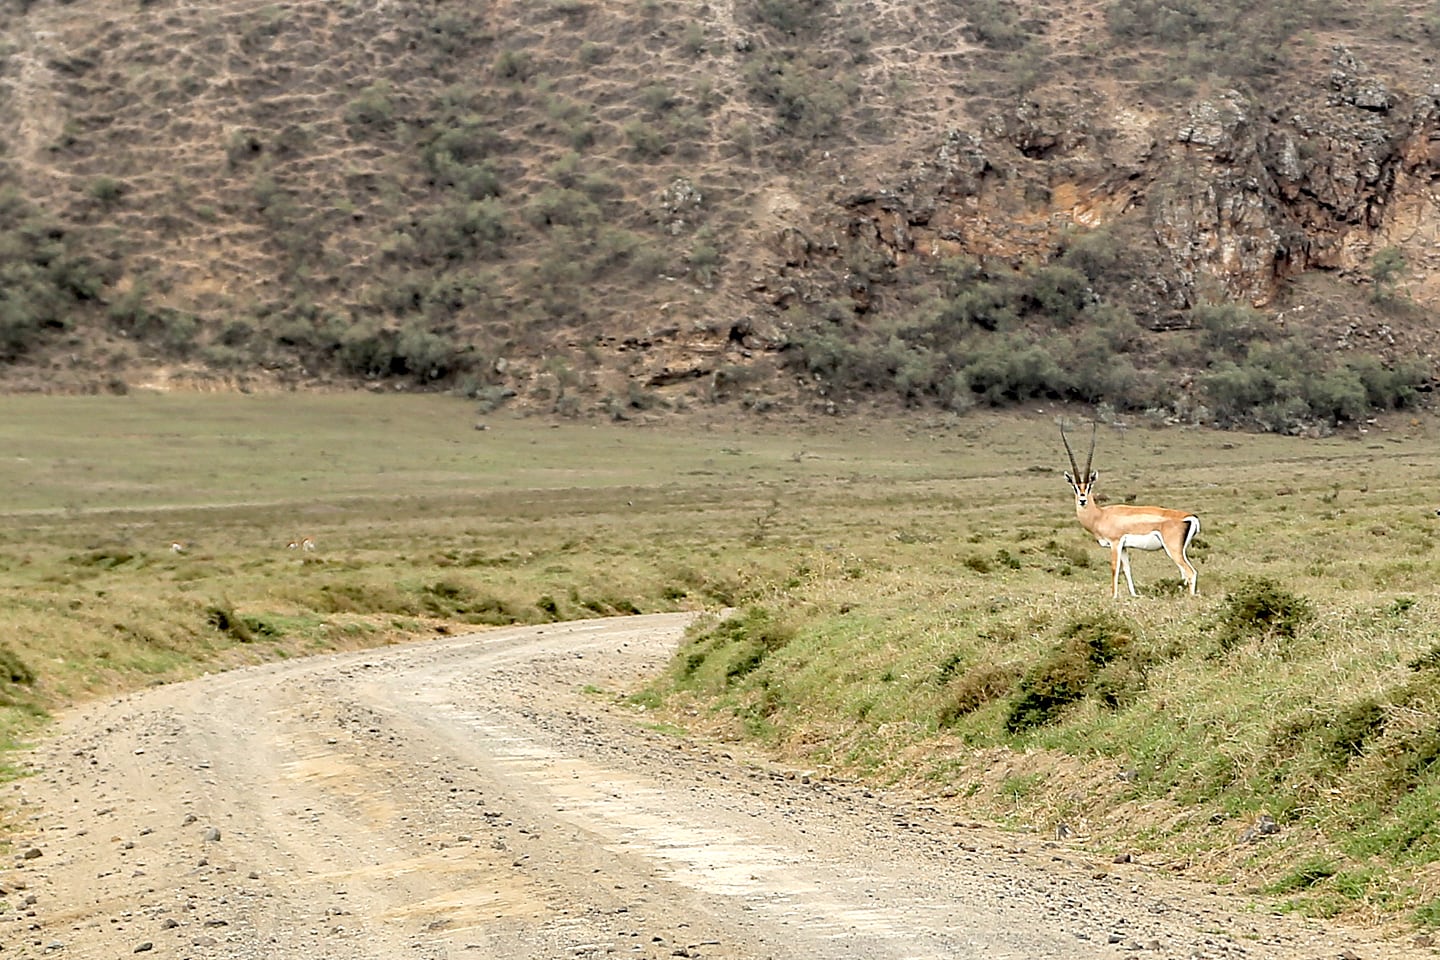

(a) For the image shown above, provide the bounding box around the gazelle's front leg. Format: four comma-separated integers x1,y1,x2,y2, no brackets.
1110,545,1124,599
1117,546,1139,596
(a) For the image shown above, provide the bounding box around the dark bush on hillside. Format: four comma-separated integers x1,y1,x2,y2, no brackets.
1348,353,1428,410
935,281,1019,332
677,606,796,684
0,643,35,685
964,0,1034,50
1195,302,1274,359
344,81,397,131
206,602,256,643
963,336,1063,405
1202,342,1426,430
421,117,502,173
938,663,1020,726
749,0,827,34
493,50,536,82
742,50,855,140
406,200,508,263
1320,698,1388,764
0,190,107,360
1056,227,1131,290
1105,0,1315,77
525,187,602,228
338,322,463,382
1019,264,1093,326
1006,613,1137,732
1268,697,1389,783
1214,576,1312,652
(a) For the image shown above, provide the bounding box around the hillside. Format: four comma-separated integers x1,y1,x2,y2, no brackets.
1,0,1439,429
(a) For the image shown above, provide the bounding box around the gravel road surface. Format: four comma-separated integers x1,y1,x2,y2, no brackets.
4,613,1432,959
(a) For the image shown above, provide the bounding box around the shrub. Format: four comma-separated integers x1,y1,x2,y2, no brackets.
88,176,126,208
1369,246,1407,303
1302,367,1368,423
206,602,256,643
338,322,461,381
677,606,796,684
1005,613,1136,732
345,81,397,131
742,50,855,140
1318,698,1388,764
750,0,826,34
935,280,1018,332
964,0,1034,50
1214,576,1312,652
1195,302,1272,358
1020,264,1093,326
938,663,1020,726
493,49,535,81
962,336,1063,405
623,119,667,160
525,187,601,228
1349,354,1427,410
408,199,508,261
0,643,35,685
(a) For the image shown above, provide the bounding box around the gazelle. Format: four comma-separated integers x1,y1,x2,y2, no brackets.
287,536,316,552
1061,422,1200,598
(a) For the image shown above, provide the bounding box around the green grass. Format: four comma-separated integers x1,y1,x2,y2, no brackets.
6,394,1440,925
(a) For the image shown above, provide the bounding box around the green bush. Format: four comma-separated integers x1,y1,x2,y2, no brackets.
1214,576,1312,652
1348,354,1427,410
338,322,462,381
962,336,1063,406
0,644,35,685
344,81,397,131
206,602,256,643
938,663,1020,725
0,189,105,359
964,0,1034,50
677,606,796,684
526,187,602,228
88,176,126,208
750,0,826,34
742,50,855,140
407,199,508,262
493,49,536,81
1020,264,1093,326
1195,302,1273,359
1006,613,1137,732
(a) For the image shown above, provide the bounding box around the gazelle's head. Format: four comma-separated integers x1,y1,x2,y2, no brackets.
1060,422,1099,508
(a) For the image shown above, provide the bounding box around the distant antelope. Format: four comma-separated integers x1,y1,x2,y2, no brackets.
169,540,187,554
1061,422,1201,598
287,536,316,552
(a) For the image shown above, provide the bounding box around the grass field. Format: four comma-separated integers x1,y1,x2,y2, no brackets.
4,393,1440,927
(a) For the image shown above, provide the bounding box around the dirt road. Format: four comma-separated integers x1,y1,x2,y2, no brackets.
3,614,1432,959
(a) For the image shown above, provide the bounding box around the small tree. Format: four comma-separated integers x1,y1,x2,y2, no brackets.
1369,246,1407,304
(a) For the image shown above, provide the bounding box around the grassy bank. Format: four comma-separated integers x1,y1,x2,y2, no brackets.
4,393,1440,926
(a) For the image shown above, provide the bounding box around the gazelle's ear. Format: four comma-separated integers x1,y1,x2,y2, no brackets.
1089,471,1099,483
1064,471,1074,484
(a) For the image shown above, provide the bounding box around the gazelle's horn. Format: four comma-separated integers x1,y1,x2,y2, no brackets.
1060,423,1081,477
1085,422,1097,478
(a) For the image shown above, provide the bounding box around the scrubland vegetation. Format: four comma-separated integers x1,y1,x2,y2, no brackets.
4,394,1440,929
3,0,1435,431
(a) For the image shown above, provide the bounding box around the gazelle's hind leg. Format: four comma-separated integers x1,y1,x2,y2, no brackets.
1161,529,1199,595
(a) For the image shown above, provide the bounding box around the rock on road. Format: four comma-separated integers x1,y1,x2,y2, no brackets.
2,613,1431,959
